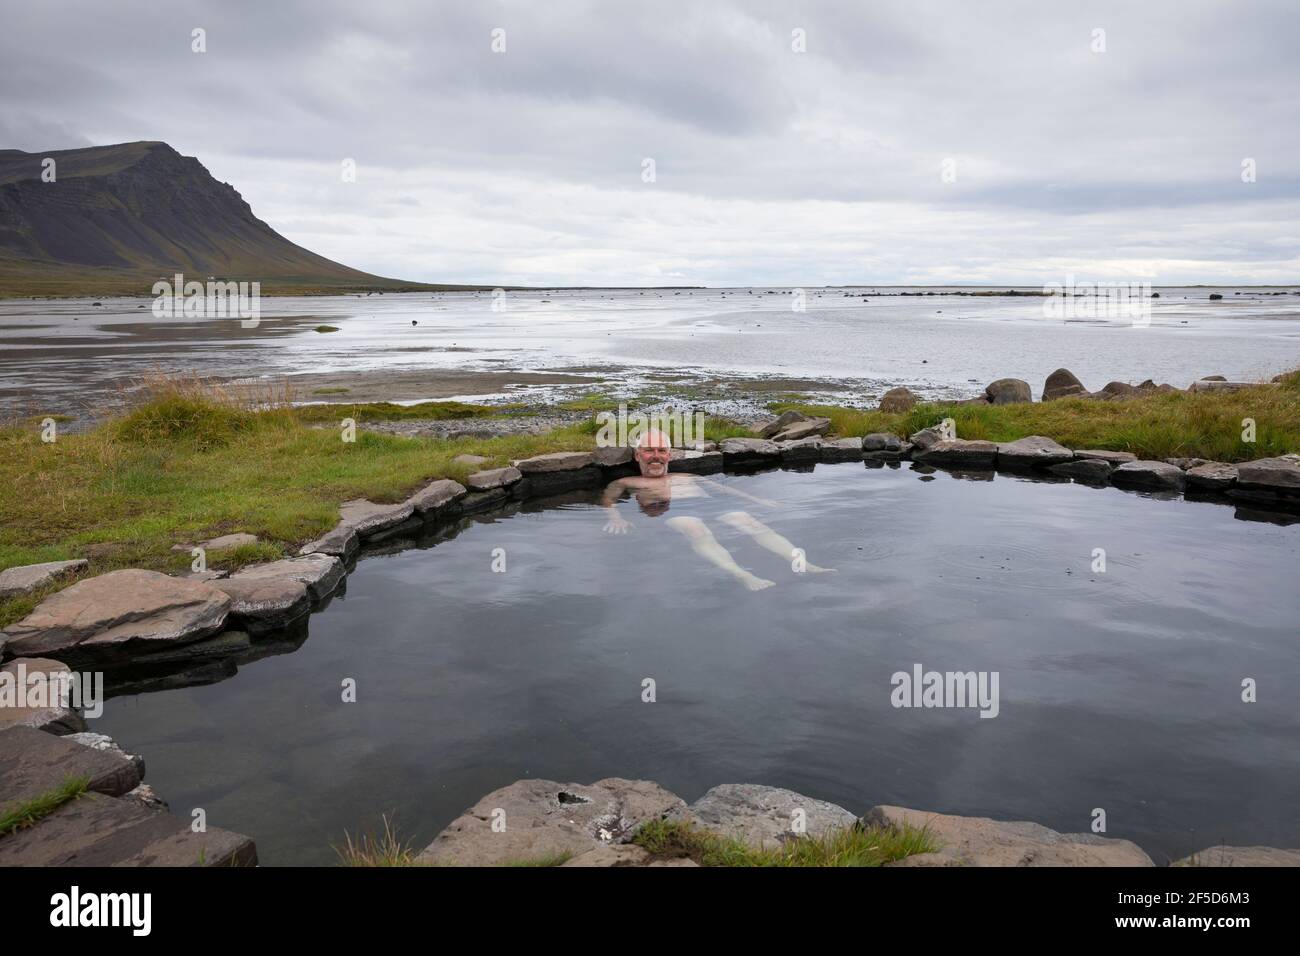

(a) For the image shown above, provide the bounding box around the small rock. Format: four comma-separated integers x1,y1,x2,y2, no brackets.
719,438,781,463
778,438,822,462
1235,456,1300,494
863,433,903,452
66,732,145,777
771,417,831,442
1173,845,1300,867
820,437,864,461
688,784,857,848
1072,449,1137,466
406,478,466,516
0,559,88,600
755,410,811,438
0,658,87,734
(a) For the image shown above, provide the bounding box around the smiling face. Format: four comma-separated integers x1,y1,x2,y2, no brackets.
634,428,672,478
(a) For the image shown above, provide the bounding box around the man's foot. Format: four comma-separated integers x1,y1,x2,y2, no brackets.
743,575,777,591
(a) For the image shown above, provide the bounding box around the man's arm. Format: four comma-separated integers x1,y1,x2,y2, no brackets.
600,478,632,533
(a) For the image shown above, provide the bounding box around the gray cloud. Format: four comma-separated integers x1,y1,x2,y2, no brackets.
1,0,1297,284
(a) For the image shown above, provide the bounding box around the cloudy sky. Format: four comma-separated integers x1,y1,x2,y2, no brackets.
2,0,1297,286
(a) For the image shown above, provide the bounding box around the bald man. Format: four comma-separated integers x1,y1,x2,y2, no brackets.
599,428,833,590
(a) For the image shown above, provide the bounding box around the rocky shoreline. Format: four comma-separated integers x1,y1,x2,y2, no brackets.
417,777,1299,867
2,369,1298,865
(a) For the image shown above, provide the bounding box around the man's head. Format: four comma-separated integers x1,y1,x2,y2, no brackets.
634,427,672,477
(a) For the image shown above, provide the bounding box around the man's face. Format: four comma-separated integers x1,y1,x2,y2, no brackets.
635,434,671,477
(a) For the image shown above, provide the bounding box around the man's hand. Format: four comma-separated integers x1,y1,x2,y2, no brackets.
603,514,632,534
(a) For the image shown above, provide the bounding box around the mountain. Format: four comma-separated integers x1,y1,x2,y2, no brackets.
0,141,469,296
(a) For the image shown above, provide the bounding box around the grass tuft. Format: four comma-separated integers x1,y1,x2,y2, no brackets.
0,776,89,837
632,818,938,867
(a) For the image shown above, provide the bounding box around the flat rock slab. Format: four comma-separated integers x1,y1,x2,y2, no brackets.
0,657,87,735
1112,460,1185,490
1048,459,1113,483
407,478,466,515
1186,461,1238,491
66,732,145,777
172,533,258,553
467,467,522,491
688,784,857,848
669,449,724,474
0,790,256,867
863,805,1154,867
513,451,594,473
216,554,343,632
821,437,864,461
338,498,415,537
996,436,1073,469
1174,845,1300,867
779,438,822,461
913,439,998,468
1235,456,1300,494
0,559,88,600
0,725,141,807
720,438,781,463
1073,449,1137,465
418,777,686,867
0,569,230,665
298,523,359,559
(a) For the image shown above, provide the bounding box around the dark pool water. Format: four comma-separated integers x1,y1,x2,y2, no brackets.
94,463,1300,865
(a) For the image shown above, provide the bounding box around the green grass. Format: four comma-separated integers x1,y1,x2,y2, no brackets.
0,382,608,627
334,815,418,867
292,400,496,423
0,776,89,837
313,325,340,333
631,818,938,867
771,370,1300,462
311,387,351,395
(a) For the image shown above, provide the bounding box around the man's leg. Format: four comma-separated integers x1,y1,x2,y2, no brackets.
718,510,836,573
666,516,775,591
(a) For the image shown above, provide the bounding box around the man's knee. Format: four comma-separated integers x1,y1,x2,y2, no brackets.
666,515,708,539
719,510,759,530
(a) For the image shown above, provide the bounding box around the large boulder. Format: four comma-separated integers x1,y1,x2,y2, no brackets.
996,436,1073,469
687,784,857,848
878,387,918,413
984,378,1032,405
417,778,687,867
1111,460,1185,491
0,559,88,600
863,805,1153,867
1042,368,1087,401
908,425,950,451
0,570,230,665
912,439,998,468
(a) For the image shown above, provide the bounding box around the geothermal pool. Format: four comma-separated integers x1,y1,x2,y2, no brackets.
94,462,1300,865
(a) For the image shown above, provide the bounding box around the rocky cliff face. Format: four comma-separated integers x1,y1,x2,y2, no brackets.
0,141,394,290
